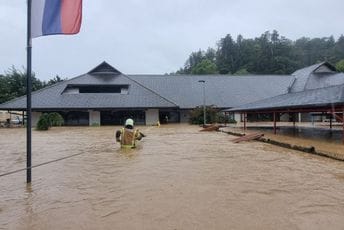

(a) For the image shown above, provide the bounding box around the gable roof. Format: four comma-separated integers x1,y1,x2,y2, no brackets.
290,62,341,92
88,61,121,75
0,70,177,110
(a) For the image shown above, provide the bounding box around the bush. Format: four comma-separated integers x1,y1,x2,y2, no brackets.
189,106,238,125
36,112,64,130
47,112,64,126
189,106,219,125
36,114,50,130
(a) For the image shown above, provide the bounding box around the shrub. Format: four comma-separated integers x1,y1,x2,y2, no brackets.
189,106,219,125
189,106,238,125
36,113,50,130
47,112,64,126
36,112,64,130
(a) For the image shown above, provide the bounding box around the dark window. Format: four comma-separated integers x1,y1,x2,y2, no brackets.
64,85,129,94
79,85,124,93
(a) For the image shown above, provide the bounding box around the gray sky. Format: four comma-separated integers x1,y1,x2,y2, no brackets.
1,0,344,80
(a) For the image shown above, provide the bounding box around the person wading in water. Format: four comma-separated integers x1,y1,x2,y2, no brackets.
115,118,145,148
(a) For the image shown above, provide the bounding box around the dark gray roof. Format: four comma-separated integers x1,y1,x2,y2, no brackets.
290,62,340,92
0,66,178,110
2,62,342,112
88,61,121,75
130,75,293,109
227,84,344,112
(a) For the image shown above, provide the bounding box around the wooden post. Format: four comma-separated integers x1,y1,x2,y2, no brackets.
293,113,296,128
273,112,276,135
330,114,332,129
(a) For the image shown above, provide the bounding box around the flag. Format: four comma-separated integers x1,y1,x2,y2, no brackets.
31,0,82,38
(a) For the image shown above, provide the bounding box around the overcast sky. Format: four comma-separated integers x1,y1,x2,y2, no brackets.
1,0,344,80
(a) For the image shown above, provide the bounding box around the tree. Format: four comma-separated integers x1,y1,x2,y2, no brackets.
0,66,66,104
233,68,249,75
216,34,237,74
0,67,44,104
335,59,344,72
191,59,218,75
46,75,65,86
176,30,344,76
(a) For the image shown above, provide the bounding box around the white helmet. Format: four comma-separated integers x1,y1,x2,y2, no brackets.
125,118,134,127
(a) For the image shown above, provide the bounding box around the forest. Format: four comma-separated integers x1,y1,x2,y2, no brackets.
176,30,344,75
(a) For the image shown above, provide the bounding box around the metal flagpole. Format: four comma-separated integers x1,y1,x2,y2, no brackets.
26,0,32,183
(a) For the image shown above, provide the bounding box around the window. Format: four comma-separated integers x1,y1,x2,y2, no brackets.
63,85,129,94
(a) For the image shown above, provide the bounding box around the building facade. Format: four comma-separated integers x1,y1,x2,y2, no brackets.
1,61,342,126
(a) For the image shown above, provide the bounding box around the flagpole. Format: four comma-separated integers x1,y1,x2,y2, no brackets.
26,0,32,183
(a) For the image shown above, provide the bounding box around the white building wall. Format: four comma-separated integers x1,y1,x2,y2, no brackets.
89,110,100,126
145,109,159,125
180,110,190,123
234,113,241,123
32,112,42,127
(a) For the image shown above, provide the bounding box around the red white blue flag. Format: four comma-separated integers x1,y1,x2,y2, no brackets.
31,0,82,38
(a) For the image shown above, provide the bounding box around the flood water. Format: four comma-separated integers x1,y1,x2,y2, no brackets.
247,126,343,144
1,125,344,229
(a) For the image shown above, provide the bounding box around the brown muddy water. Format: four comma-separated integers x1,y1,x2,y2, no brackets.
1,125,344,230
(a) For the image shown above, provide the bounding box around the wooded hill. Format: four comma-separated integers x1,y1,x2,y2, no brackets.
176,30,344,75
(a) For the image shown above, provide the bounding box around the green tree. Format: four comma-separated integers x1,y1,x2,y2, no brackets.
0,67,66,104
191,59,218,74
216,34,237,74
335,59,344,72
177,30,344,76
46,75,65,86
233,68,250,75
0,67,44,104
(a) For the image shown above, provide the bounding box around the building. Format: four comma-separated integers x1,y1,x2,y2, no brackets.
0,61,343,126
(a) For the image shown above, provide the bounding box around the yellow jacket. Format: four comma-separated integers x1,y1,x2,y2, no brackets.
117,128,142,148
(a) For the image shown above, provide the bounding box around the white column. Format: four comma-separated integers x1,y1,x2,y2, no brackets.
89,110,100,126
31,112,42,127
145,109,159,125
234,113,241,123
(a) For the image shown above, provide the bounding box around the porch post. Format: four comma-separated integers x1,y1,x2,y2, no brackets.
293,112,296,128
273,112,276,135
243,112,247,132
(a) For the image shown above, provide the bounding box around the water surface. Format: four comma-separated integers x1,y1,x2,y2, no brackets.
1,125,344,229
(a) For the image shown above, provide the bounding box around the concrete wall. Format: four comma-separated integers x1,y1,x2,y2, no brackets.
180,110,190,123
89,110,100,126
234,113,241,123
145,109,159,125
32,112,42,127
